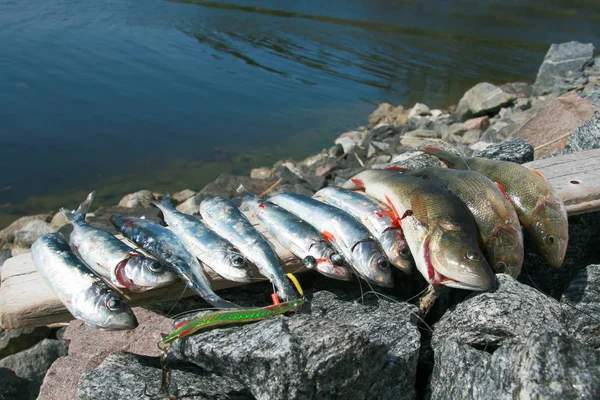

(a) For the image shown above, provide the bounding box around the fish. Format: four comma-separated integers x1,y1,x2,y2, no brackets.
149,194,253,283
31,233,138,330
313,186,413,273
242,194,352,280
343,169,496,291
199,196,298,301
62,192,179,292
110,215,240,309
405,167,524,278
421,146,568,268
269,192,394,288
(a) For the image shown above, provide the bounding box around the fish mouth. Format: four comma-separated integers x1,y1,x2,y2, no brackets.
315,259,353,281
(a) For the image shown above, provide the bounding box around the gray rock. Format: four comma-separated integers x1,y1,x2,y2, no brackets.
13,220,56,247
0,248,10,279
454,82,516,121
407,115,434,131
581,81,600,108
561,264,600,349
460,129,482,145
330,167,367,187
268,182,315,198
0,214,50,247
369,124,399,141
171,290,421,400
328,144,344,158
436,123,466,141
499,82,532,98
371,140,392,152
408,103,431,119
404,129,440,138
0,327,51,360
78,352,252,400
480,120,520,143
533,41,595,96
117,190,154,208
0,367,31,400
563,110,600,153
0,339,68,398
432,274,565,350
472,138,534,164
171,189,196,204
430,333,600,400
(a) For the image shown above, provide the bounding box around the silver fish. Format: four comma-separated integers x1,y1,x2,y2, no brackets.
150,194,253,283
242,194,352,280
110,215,240,309
31,233,138,330
62,192,178,292
199,196,297,301
313,186,413,273
269,193,393,288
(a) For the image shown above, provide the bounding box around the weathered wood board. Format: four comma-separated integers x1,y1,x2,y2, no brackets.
2,148,600,330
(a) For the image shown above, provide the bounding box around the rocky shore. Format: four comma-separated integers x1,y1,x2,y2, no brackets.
1,41,600,399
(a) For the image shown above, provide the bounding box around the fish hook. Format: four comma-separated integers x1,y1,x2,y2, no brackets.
143,341,175,399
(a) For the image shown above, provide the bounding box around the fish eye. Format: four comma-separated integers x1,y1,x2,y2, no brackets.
376,257,389,271
495,261,507,273
231,255,246,267
105,295,124,311
399,245,410,257
466,250,482,262
302,256,317,268
545,234,556,246
147,262,164,273
331,254,344,265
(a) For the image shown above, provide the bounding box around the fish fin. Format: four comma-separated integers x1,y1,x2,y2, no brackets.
410,196,429,227
385,165,407,172
495,182,512,202
530,168,546,180
74,191,96,215
421,146,463,168
342,174,366,190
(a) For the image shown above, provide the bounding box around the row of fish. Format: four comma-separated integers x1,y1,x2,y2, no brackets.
31,147,569,330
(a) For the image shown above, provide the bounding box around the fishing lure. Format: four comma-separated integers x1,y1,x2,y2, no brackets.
162,273,305,344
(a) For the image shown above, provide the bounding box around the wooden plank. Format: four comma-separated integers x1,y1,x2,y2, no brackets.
2,148,600,330
0,212,305,330
524,148,600,215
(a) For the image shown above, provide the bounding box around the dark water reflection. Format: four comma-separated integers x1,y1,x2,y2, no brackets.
0,0,598,227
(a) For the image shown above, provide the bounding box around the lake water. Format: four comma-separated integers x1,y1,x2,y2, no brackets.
1,0,599,227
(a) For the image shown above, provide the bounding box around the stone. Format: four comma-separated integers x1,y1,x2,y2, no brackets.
462,116,490,131
472,138,534,164
50,211,70,228
368,154,391,165
563,109,600,154
0,327,52,360
469,141,492,152
454,82,516,121
171,290,421,400
430,109,443,118
515,93,596,158
117,190,154,208
461,129,482,145
369,124,398,141
0,367,31,400
13,220,56,247
533,41,595,96
432,274,565,350
0,339,68,399
368,103,408,127
406,115,434,131
514,97,531,111
0,248,10,279
388,142,467,171
78,352,252,400
408,103,431,119
268,182,315,198
561,264,600,349
328,144,344,158
200,174,277,199
0,214,49,247
437,123,467,142
335,130,367,154
38,308,168,400
170,189,196,204
400,136,429,148
499,82,532,98
249,167,273,180
430,333,600,400
404,128,439,138
371,140,391,152
480,120,520,143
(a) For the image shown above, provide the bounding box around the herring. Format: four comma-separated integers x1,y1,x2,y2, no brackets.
343,169,496,291
269,192,394,288
31,233,138,330
62,192,178,292
242,194,352,280
149,194,253,283
199,196,297,301
110,215,240,309
313,186,413,273
421,146,568,268
405,167,524,278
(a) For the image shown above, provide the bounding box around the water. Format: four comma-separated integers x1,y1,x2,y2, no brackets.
1,0,599,228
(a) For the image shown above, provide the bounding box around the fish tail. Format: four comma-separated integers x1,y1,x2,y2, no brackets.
160,192,172,205
75,191,96,215
60,207,84,223
148,193,175,211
